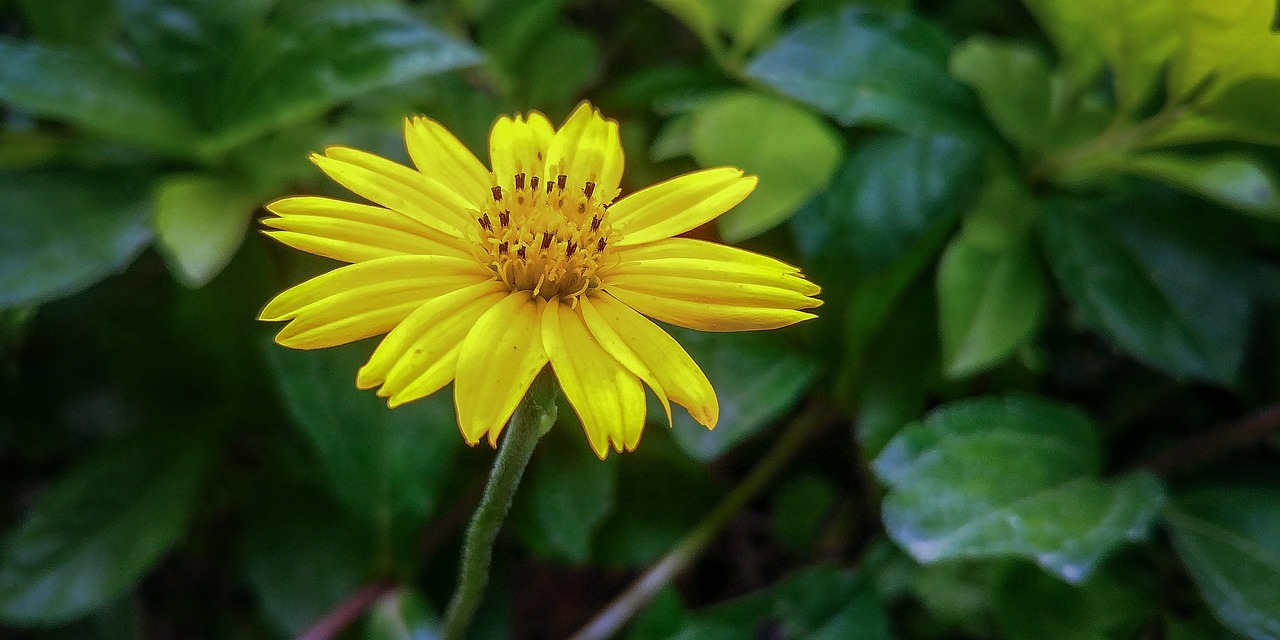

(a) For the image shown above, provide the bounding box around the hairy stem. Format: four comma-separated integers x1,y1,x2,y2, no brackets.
441,371,557,640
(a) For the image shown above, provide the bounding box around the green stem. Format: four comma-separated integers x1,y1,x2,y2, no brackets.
440,370,557,640
567,404,827,640
1030,104,1192,184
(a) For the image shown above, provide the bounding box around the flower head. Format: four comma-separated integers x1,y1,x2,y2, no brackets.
259,102,821,458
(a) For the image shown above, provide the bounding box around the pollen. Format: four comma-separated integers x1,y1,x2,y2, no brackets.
471,171,614,305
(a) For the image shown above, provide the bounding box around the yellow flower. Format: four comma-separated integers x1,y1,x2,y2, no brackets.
259,102,821,458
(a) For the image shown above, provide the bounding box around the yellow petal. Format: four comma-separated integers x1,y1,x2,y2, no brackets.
404,116,492,208
588,293,718,428
454,291,548,446
608,254,820,297
605,270,821,311
612,237,802,274
384,288,508,407
267,196,459,239
578,295,672,427
609,168,756,246
357,279,508,392
259,255,487,321
604,285,816,333
544,101,624,201
489,112,555,194
542,297,646,458
311,148,472,237
262,217,470,263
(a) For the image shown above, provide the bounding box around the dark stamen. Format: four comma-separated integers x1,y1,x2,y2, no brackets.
491,186,503,201
515,172,525,190
530,175,540,190
566,242,577,257
590,215,601,232
498,210,510,227
541,233,553,249
517,245,527,259
578,203,585,214
498,241,508,254
584,181,595,198
546,181,554,194
478,214,493,231
596,238,607,252
557,174,567,191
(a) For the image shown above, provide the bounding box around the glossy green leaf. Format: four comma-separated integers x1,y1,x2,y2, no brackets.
1039,195,1251,385
265,341,460,543
0,169,152,310
517,26,599,111
667,329,819,462
16,0,120,47
936,230,1047,378
949,37,1052,150
363,587,439,640
1166,487,1280,640
1021,0,1178,109
853,284,936,458
0,39,194,154
153,174,262,288
873,395,1166,583
669,565,894,640
992,562,1156,640
746,7,978,134
1117,152,1280,219
1168,0,1280,101
512,426,616,563
626,587,688,640
241,492,372,637
205,5,482,155
689,90,843,241
1154,78,1280,147
0,429,213,625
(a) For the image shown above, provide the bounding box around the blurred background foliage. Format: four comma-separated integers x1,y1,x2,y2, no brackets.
3,0,1280,638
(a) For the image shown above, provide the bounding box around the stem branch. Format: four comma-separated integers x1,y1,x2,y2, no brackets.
440,371,557,640
1137,403,1280,475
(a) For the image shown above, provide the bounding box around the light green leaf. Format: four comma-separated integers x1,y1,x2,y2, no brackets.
936,230,1047,378
265,341,460,544
512,428,616,563
667,329,819,462
1166,487,1280,640
0,429,214,625
1168,0,1280,101
363,588,439,640
873,395,1166,583
0,169,152,310
154,174,262,288
1117,152,1280,219
1039,196,1251,385
205,6,482,155
746,7,978,134
949,37,1052,150
1153,78,1280,147
670,565,894,640
689,90,843,241
0,39,195,154
1021,0,1178,109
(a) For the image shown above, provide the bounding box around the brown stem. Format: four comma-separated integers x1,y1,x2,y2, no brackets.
1137,403,1280,475
296,582,395,640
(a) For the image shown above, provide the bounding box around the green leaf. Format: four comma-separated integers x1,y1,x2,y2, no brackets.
949,37,1052,150
1020,0,1178,109
746,7,979,134
853,284,937,458
16,0,120,47
1166,487,1280,640
0,39,195,154
512,426,616,563
991,562,1156,640
669,565,894,639
0,169,152,310
1038,195,1252,385
1154,78,1280,147
241,491,372,637
265,341,460,544
0,429,214,625
771,474,839,554
153,174,262,288
1117,152,1280,219
689,90,843,242
667,329,819,462
873,395,1167,582
625,586,688,640
1168,0,1280,102
516,26,599,112
205,6,482,155
936,230,1047,378
363,587,440,640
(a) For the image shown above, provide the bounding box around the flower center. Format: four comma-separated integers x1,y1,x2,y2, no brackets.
471,170,615,304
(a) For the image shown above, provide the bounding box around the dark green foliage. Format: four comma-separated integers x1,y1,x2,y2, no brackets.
4,0,1280,638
